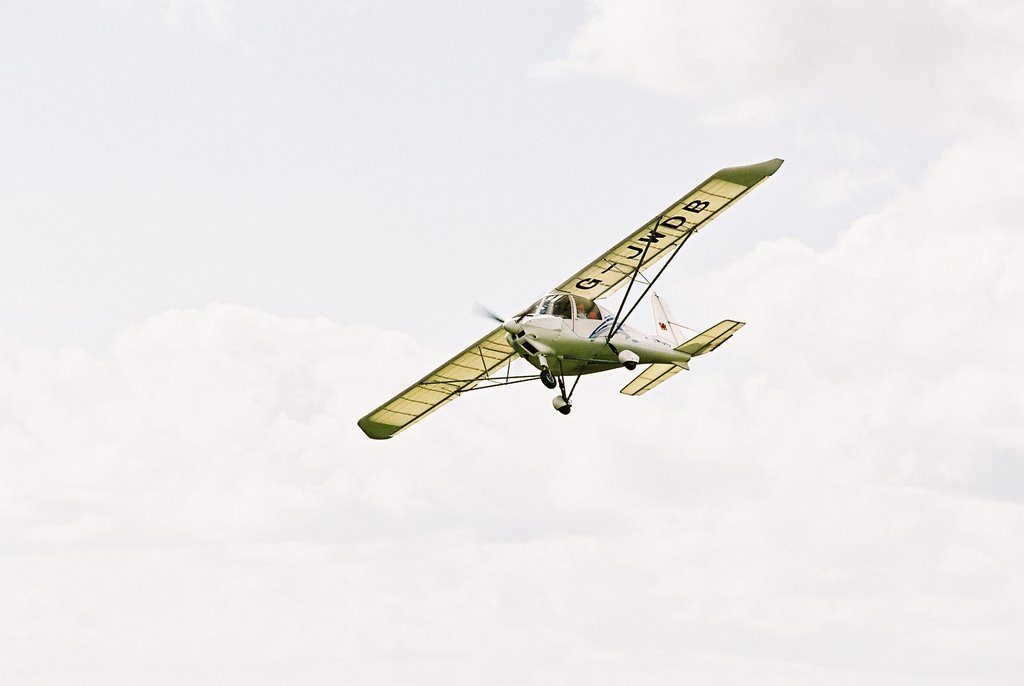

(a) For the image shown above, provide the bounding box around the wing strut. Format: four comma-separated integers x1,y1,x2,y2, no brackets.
605,219,660,348
607,228,695,340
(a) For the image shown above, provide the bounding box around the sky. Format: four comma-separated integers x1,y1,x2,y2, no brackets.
1,1,1023,684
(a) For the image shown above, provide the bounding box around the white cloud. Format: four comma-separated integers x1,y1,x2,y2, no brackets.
3,224,1024,686
163,0,235,36
810,166,905,207
542,0,1024,132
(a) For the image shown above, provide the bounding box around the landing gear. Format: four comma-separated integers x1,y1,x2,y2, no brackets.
549,363,579,415
539,367,558,389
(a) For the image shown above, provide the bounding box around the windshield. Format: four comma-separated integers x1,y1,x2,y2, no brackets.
525,294,573,319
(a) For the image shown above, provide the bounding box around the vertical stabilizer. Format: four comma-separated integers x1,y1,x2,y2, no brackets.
652,293,687,346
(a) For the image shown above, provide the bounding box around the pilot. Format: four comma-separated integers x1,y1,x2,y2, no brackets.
576,297,601,319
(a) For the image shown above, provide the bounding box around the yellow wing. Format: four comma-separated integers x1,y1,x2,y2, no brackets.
556,159,783,301
357,327,516,440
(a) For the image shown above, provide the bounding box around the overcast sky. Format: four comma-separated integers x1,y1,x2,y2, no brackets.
2,1,1023,684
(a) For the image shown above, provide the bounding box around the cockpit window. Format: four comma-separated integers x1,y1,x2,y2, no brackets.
573,295,602,320
526,294,573,319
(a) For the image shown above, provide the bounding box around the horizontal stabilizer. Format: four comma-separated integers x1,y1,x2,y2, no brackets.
620,362,686,396
677,320,744,357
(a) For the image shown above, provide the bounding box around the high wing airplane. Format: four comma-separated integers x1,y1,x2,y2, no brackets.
358,158,783,440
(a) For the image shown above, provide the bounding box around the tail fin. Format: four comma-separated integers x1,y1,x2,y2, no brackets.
676,320,745,357
652,293,689,346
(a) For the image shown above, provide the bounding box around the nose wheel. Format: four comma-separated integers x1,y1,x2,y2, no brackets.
547,363,579,415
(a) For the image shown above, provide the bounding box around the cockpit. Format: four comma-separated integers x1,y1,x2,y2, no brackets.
523,293,605,321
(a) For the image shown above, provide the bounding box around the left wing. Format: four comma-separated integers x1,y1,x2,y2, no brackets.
357,327,516,440
555,158,783,301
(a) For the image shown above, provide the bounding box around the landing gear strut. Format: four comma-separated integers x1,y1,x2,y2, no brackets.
550,364,579,416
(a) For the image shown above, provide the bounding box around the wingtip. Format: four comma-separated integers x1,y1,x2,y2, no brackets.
715,158,785,186
357,416,396,440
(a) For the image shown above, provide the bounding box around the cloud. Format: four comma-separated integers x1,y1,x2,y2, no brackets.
540,0,1024,132
810,166,905,208
163,0,235,36
683,127,1024,492
3,215,1024,686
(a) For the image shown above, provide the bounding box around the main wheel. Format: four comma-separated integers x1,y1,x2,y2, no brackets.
540,368,557,389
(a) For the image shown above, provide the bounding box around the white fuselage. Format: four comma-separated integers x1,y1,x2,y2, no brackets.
506,313,689,376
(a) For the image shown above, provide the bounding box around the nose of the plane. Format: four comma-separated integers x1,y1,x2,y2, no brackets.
501,319,523,336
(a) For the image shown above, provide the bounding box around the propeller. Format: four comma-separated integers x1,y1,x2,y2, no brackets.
475,303,524,337
474,303,505,324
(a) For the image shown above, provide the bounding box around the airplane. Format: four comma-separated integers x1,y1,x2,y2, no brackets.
358,158,783,439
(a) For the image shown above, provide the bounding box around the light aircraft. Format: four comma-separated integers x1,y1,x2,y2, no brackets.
358,159,783,439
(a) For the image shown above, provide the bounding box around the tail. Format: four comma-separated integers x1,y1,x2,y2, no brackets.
621,319,745,396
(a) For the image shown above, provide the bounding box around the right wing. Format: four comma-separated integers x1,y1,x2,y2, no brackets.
357,327,516,440
555,158,783,301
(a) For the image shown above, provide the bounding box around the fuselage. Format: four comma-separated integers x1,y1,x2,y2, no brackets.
505,292,689,376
